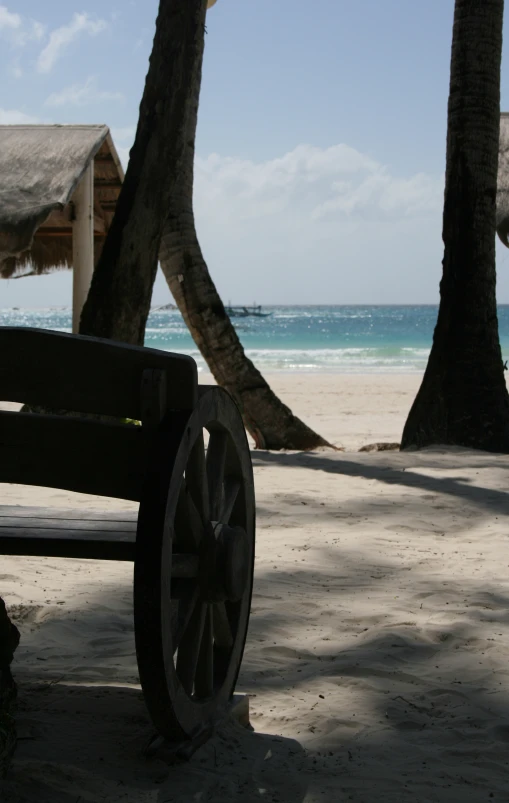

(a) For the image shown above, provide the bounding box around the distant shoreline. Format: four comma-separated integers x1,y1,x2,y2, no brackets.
5,302,509,310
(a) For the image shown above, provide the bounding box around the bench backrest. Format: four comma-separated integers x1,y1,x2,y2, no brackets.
0,328,198,501
0,327,198,418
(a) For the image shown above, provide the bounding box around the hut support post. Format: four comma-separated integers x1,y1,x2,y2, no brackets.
72,162,94,334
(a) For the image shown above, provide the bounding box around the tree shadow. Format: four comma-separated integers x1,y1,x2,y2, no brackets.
237,541,509,801
3,680,309,803
4,445,509,800
5,531,509,800
3,578,309,803
252,449,509,518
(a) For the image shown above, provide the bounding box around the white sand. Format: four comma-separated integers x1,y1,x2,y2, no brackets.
3,372,509,801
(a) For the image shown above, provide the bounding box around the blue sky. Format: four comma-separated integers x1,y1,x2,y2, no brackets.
1,0,509,306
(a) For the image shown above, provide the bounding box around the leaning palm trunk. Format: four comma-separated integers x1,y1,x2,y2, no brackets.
160,219,330,450
80,0,331,450
401,0,509,451
159,29,331,450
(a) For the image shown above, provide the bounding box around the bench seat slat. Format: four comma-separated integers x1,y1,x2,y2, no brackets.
0,516,137,531
0,505,138,522
0,508,196,571
0,506,139,561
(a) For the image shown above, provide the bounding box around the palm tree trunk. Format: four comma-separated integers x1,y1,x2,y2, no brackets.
80,0,332,450
401,0,509,452
80,0,208,343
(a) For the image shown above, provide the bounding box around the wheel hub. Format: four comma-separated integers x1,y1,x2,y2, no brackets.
199,522,250,603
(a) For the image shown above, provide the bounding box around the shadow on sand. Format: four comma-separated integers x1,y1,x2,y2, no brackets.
4,447,509,800
3,678,309,802
252,448,509,518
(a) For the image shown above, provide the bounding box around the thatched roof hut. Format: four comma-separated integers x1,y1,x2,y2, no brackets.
0,124,123,329
0,124,123,276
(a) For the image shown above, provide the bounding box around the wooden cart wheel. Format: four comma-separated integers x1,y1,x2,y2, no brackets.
134,387,255,743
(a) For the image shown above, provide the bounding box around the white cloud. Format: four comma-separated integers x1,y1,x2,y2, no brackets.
31,21,45,40
0,5,20,31
45,76,123,108
194,143,444,226
312,169,442,221
20,19,45,45
37,13,107,73
0,107,38,124
187,143,446,304
0,7,45,47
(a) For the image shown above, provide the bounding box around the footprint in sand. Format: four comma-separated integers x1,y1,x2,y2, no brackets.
384,524,419,532
7,604,45,624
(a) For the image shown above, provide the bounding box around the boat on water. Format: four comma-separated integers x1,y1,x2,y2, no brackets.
225,304,272,318
152,302,177,311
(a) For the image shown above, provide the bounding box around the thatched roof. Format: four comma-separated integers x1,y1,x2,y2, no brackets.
0,124,123,278
497,113,509,247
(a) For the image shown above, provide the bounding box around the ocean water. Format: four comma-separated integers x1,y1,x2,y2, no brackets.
3,305,509,374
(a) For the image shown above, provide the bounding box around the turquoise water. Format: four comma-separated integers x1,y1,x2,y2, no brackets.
3,305,509,373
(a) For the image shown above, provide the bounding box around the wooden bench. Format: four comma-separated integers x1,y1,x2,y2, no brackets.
0,327,255,746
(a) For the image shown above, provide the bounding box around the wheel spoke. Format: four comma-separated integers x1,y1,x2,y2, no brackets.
194,605,214,699
185,432,209,521
175,483,203,549
176,600,207,695
212,602,234,649
172,584,200,647
206,429,228,520
222,477,241,524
